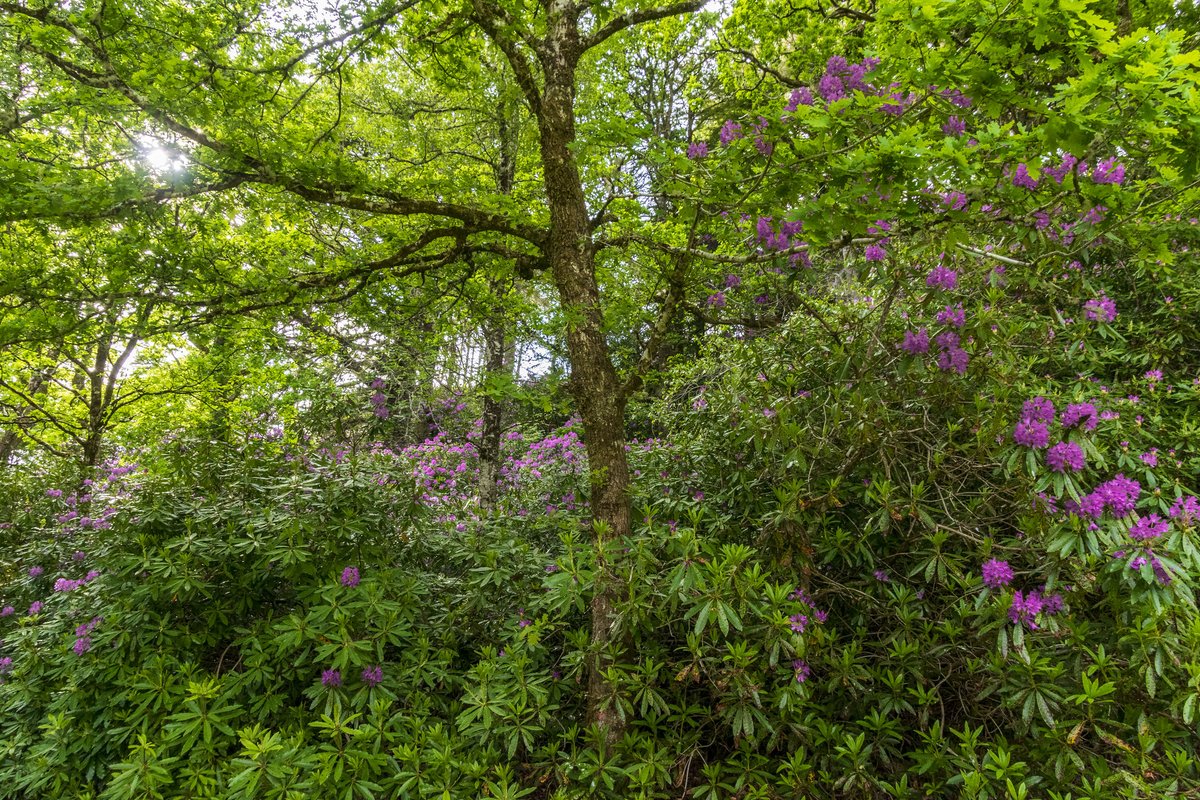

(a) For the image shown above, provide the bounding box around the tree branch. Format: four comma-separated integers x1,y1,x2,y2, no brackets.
581,1,705,53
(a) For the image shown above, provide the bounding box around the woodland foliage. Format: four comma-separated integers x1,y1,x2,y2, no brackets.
1,0,1199,797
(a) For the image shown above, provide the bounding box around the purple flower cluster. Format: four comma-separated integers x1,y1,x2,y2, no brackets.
1092,158,1125,185
981,558,1014,589
1008,589,1063,630
73,617,101,655
369,380,390,419
1013,419,1049,449
1128,514,1169,541
362,665,384,687
1169,496,1200,526
785,87,814,111
901,328,930,354
321,669,342,687
340,566,360,587
942,115,966,136
1022,397,1055,424
815,55,879,102
934,331,969,374
792,659,811,684
926,265,957,290
719,120,743,145
1084,294,1117,323
1073,474,1141,519
1061,402,1098,431
1045,441,1085,473
53,570,101,593
1012,163,1038,190
687,141,708,159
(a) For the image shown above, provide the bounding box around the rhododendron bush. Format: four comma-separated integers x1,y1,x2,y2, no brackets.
2,0,1200,797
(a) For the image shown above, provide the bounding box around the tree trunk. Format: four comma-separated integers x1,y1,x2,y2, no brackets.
537,18,632,739
478,92,520,509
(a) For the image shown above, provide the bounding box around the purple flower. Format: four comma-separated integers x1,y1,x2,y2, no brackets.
1008,590,1044,629
936,304,966,328
1046,441,1085,473
1092,158,1125,185
981,558,1014,589
1094,474,1141,517
1061,402,1098,431
934,331,969,374
0,657,11,674
792,659,811,683
1012,163,1039,190
362,665,384,687
321,669,342,687
719,120,743,145
873,569,890,582
1168,496,1200,525
687,141,708,159
1022,397,1055,424
1150,557,1172,586
942,116,966,136
0,606,13,617
724,274,741,289
1140,450,1158,467
707,291,726,309
28,601,42,615
901,328,930,354
340,567,360,587
72,551,86,561
818,73,845,102
1129,514,1169,541
864,243,887,262
1084,294,1117,323
45,489,62,499
785,87,814,111
73,636,92,655
926,265,957,290
1013,420,1050,449
27,566,43,578
789,613,808,633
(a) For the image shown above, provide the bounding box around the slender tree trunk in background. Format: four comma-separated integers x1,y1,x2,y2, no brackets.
479,93,520,509
0,349,61,468
81,335,112,470
478,313,509,507
537,15,632,740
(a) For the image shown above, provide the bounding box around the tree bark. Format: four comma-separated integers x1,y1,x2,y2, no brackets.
535,6,633,739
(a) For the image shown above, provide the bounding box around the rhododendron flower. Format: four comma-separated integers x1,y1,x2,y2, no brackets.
1128,514,1169,541
789,613,808,633
321,669,342,687
1022,397,1055,424
362,665,384,687
1140,449,1158,467
1013,420,1050,449
793,659,811,683
686,141,707,159
1084,294,1117,323
1168,496,1200,525
707,291,726,308
901,328,929,354
864,243,887,261
27,566,43,578
926,265,957,290
1046,441,1085,473
1061,402,1098,431
719,120,743,145
785,87,814,111
340,567,360,587
942,116,965,136
1092,158,1125,185
1012,163,1038,189
982,558,1013,588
